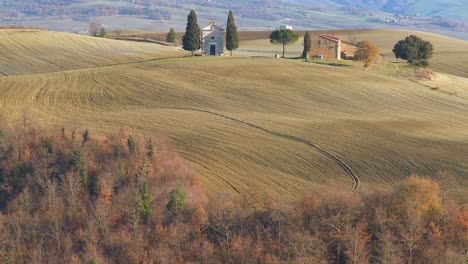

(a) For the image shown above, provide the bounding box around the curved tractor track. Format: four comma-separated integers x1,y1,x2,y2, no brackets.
167,107,360,192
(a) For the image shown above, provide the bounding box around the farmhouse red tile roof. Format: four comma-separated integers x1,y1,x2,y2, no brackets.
320,34,341,43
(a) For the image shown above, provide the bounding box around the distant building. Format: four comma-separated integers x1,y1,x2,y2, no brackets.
280,25,293,30
309,34,351,60
309,33,385,63
201,20,224,56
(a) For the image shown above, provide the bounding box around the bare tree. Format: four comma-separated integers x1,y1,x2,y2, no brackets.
44,180,64,257
378,229,404,264
63,172,82,218
344,220,371,264
397,214,426,264
89,21,102,37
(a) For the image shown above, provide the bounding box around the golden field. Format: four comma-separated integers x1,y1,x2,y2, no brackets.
0,29,467,201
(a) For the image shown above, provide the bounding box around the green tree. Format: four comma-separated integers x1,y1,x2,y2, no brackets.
270,29,299,58
166,28,177,44
166,188,186,213
69,150,82,168
393,35,433,67
146,139,155,161
69,150,89,190
113,144,122,160
98,27,106,38
82,129,89,144
225,10,239,56
133,183,152,220
140,183,151,219
127,135,137,154
302,31,312,59
89,258,98,264
79,162,89,190
182,10,201,56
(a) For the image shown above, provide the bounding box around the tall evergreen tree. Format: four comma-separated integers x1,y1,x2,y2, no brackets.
302,31,312,59
182,10,201,56
225,10,239,56
166,28,177,44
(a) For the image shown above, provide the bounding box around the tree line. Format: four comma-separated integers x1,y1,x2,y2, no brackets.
88,7,432,69
175,10,433,69
273,30,432,68
175,10,239,56
0,121,465,263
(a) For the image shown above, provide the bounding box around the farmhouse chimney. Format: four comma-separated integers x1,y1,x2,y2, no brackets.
336,39,342,60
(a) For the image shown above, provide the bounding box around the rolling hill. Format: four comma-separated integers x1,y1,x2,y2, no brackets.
0,30,183,75
0,29,467,202
285,0,468,21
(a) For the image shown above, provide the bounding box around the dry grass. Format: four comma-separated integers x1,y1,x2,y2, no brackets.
237,29,468,78
0,30,467,202
0,29,184,75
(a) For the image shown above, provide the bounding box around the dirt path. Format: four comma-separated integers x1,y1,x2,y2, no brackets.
167,107,360,192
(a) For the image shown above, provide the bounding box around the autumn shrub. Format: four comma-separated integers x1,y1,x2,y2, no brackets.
0,123,465,263
390,174,442,220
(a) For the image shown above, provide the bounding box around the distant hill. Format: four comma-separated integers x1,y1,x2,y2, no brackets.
0,0,466,38
284,0,468,21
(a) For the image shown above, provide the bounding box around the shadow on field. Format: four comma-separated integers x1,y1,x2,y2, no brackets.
312,61,351,67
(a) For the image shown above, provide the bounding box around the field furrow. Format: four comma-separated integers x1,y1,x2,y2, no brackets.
0,29,467,201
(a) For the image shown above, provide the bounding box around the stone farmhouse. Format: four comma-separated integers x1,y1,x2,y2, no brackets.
309,34,357,60
309,33,385,63
201,20,224,56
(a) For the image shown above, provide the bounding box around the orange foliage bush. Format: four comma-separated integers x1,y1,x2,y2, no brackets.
0,124,466,263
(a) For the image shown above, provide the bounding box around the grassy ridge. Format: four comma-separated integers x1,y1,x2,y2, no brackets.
0,30,467,201
0,30,183,75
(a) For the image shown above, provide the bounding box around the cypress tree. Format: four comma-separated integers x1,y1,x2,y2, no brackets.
182,10,201,56
166,28,177,44
225,10,239,56
127,135,137,154
302,31,312,59
98,27,106,38
82,129,89,144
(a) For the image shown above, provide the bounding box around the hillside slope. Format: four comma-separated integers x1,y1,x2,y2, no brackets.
0,30,183,76
0,30,467,201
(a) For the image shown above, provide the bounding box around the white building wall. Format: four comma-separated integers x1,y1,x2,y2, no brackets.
201,24,224,56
